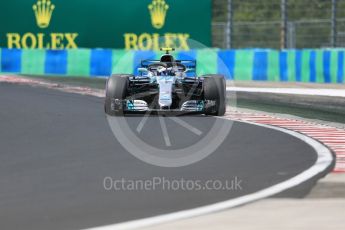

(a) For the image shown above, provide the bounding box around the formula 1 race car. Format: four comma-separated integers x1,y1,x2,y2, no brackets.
105,48,226,116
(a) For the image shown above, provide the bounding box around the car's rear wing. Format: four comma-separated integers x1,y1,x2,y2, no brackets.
141,60,197,70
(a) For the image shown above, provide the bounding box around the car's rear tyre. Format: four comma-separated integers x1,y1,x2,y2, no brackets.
104,74,131,116
203,74,226,116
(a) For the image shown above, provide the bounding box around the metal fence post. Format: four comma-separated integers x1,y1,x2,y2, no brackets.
280,0,287,49
226,0,233,49
331,0,337,47
287,22,296,48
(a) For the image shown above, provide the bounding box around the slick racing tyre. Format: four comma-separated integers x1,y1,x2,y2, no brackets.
203,74,226,116
104,74,131,116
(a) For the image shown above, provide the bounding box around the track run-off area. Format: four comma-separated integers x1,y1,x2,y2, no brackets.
0,75,337,230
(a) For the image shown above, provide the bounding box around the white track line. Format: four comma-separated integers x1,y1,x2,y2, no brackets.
86,120,333,230
227,87,345,97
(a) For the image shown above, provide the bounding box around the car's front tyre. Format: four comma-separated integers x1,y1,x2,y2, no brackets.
203,74,226,116
104,74,131,116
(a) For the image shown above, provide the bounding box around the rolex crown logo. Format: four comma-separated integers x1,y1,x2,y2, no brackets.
32,0,55,29
148,0,169,29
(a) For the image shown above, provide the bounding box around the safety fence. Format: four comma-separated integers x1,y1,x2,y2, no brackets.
0,48,344,83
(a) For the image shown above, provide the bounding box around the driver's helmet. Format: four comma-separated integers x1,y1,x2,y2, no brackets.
160,54,175,65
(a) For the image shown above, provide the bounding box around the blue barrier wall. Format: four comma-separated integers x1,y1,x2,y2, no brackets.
0,48,344,83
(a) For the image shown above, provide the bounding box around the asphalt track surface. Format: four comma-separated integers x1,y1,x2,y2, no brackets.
0,83,330,230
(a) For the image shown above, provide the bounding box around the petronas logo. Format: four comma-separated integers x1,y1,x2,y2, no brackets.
148,0,169,29
32,0,55,29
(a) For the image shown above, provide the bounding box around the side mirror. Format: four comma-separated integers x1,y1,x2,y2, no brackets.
138,68,148,73
184,68,193,73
